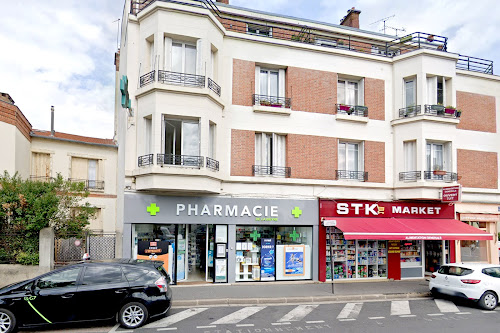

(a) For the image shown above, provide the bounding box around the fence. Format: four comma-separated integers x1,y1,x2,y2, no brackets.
54,232,116,266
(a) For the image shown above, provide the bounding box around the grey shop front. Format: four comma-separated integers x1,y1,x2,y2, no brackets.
124,194,319,284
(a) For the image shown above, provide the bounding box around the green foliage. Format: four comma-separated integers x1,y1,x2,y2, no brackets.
0,172,97,265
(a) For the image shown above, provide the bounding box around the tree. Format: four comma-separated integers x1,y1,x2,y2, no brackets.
0,172,97,265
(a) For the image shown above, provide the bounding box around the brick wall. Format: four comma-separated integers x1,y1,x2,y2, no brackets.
218,18,246,33
287,134,337,180
364,78,385,120
457,149,498,189
457,91,496,133
0,100,32,141
364,141,385,183
231,129,255,176
286,67,337,114
232,59,255,106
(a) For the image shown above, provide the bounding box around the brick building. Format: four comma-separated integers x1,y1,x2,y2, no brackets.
115,0,500,284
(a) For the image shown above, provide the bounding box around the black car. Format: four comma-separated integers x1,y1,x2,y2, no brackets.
0,259,172,333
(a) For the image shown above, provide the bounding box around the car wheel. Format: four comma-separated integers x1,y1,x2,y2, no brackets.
119,302,148,329
0,308,16,333
430,288,441,298
479,291,498,310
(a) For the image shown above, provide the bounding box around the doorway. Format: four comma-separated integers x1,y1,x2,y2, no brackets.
425,240,443,273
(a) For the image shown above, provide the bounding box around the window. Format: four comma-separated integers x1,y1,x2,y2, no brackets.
404,78,416,108
338,142,364,181
338,79,363,106
144,117,152,155
404,141,416,172
260,69,279,97
71,157,103,190
31,152,51,179
483,267,500,278
426,76,447,106
81,265,124,285
209,122,216,159
123,266,161,284
426,142,444,171
255,133,286,168
172,41,196,74
255,66,286,104
37,267,81,289
247,23,272,37
147,38,155,71
163,117,200,166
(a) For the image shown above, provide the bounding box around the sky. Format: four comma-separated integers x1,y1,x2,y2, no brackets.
1,0,498,139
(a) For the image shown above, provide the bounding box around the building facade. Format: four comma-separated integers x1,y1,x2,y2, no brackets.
115,0,500,283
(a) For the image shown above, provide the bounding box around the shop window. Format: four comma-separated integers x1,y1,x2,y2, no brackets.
461,240,488,262
276,227,313,281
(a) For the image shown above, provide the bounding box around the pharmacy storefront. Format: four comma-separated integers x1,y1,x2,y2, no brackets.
319,200,494,281
124,194,319,284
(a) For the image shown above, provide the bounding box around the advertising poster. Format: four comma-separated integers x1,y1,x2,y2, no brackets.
208,242,214,267
284,245,305,276
215,258,227,283
260,238,275,281
137,240,169,272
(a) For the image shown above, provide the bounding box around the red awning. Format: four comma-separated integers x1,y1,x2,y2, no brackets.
325,218,493,241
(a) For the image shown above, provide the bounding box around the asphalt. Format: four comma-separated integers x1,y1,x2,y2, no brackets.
170,278,432,307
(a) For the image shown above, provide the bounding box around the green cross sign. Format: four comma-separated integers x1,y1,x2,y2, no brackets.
290,229,300,241
147,203,160,216
291,206,302,218
250,229,261,241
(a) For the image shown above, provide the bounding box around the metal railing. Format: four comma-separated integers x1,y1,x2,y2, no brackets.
457,55,493,74
424,105,461,118
69,179,105,191
336,170,368,182
140,70,155,87
138,154,154,167
253,94,292,109
208,78,221,96
399,171,422,182
158,70,205,87
29,175,55,182
157,153,204,168
336,104,368,117
424,171,458,183
399,105,422,118
252,165,291,178
206,157,220,171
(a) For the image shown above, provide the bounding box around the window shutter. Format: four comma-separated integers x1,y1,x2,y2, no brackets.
71,157,88,180
444,142,452,171
358,78,364,106
164,37,172,71
273,134,286,167
255,133,262,165
161,114,166,154
98,159,104,181
255,66,261,95
196,39,203,76
358,142,364,172
278,69,286,98
427,77,437,104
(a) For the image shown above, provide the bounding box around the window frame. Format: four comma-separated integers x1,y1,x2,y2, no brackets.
163,117,200,158
255,132,287,171
171,41,197,75
338,141,364,173
404,77,417,108
337,79,362,106
246,23,272,37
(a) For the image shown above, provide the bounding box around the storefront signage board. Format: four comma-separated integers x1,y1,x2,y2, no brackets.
387,240,401,280
320,200,454,219
260,238,275,281
137,240,169,272
442,186,461,203
284,245,305,276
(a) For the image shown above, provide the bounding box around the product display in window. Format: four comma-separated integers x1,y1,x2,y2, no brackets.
400,240,422,267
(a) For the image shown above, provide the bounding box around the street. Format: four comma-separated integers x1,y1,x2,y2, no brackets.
23,297,500,333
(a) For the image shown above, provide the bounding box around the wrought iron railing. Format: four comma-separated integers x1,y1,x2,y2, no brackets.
138,154,154,167
399,105,422,118
424,171,458,183
336,170,368,182
424,105,461,118
457,55,493,75
140,70,155,87
336,104,368,117
399,171,422,182
68,179,105,190
157,153,204,168
253,94,292,109
29,175,55,182
208,78,221,96
206,157,219,171
252,165,291,178
158,70,205,87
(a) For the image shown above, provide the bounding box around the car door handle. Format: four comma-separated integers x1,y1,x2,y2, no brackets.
12,298,22,301
61,293,74,299
115,289,127,294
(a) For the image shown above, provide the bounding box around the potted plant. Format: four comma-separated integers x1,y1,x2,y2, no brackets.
354,105,368,116
430,104,445,114
260,100,271,106
445,106,456,115
338,103,351,112
433,166,446,176
455,109,462,118
271,102,283,107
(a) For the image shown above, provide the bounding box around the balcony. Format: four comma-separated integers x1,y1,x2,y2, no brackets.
398,105,422,118
139,70,155,87
207,78,221,96
158,70,205,88
138,154,154,167
336,104,368,117
424,171,458,183
336,170,368,182
252,165,291,178
29,175,54,182
424,105,461,119
399,171,422,182
69,178,105,191
206,157,220,171
157,154,204,168
253,94,291,109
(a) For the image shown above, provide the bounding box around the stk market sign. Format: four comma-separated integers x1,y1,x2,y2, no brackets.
320,200,454,219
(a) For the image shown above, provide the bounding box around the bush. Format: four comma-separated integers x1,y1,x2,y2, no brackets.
15,251,39,265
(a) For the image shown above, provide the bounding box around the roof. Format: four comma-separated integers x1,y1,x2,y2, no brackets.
31,129,117,147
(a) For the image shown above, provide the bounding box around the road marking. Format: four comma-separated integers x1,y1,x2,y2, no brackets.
481,311,497,313
157,328,178,331
434,299,460,313
197,325,216,329
278,304,319,322
107,324,120,333
455,312,471,315
399,315,416,318
236,324,254,327
369,317,385,320
391,300,411,316
339,318,356,321
145,307,208,328
272,322,291,325
212,306,266,325
337,303,363,320
306,320,325,324
428,313,444,316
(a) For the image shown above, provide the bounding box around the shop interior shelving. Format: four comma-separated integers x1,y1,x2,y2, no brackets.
400,242,422,267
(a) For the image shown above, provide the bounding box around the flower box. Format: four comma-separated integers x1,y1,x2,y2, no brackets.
433,170,447,176
271,103,283,108
339,105,351,111
445,108,456,114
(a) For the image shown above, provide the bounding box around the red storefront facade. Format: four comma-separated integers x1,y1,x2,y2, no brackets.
319,200,494,281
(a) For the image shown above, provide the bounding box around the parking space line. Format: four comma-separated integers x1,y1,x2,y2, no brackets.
236,324,255,327
455,312,471,315
399,315,416,318
369,317,385,320
339,318,356,321
428,313,444,316
306,320,325,323
481,311,497,314
157,328,178,331
272,322,291,325
197,325,216,328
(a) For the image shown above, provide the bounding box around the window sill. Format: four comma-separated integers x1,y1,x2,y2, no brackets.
335,113,369,123
253,105,291,116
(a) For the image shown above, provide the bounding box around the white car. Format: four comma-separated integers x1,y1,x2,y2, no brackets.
429,263,500,310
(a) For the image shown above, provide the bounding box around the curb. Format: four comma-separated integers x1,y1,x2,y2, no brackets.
172,292,432,307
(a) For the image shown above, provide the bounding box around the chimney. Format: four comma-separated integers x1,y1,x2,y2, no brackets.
216,0,229,4
340,7,361,29
51,106,55,136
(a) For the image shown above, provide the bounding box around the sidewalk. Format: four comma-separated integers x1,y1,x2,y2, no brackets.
170,279,431,307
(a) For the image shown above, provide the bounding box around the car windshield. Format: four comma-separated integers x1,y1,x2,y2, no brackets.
438,266,473,276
